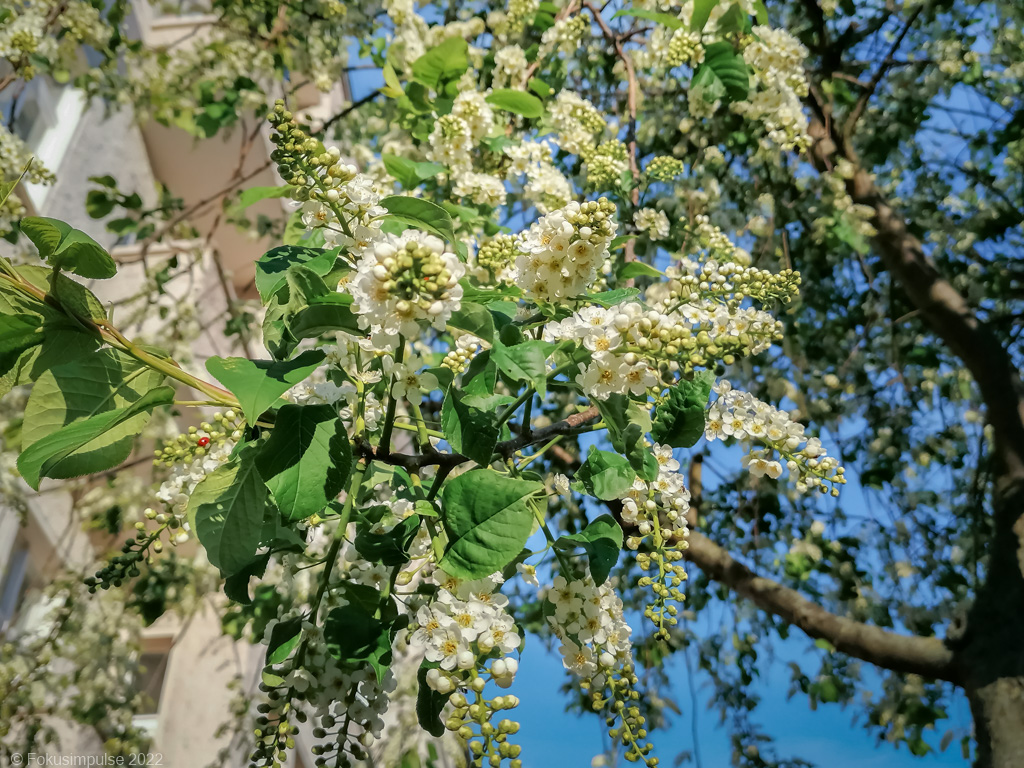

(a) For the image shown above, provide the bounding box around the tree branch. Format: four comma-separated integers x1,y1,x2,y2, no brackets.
682,528,961,682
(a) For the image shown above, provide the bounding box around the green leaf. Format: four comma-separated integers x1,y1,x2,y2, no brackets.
491,339,553,397
554,515,623,585
411,36,469,89
355,515,423,566
288,295,362,339
690,0,718,31
380,196,456,243
282,209,308,246
716,2,751,34
447,301,495,343
324,603,392,682
417,663,450,737
255,404,352,521
266,617,303,664
753,0,768,25
187,447,268,575
440,470,543,579
441,387,501,465
20,217,117,279
651,370,715,448
528,77,552,97
586,287,641,307
575,447,636,500
229,184,294,218
0,161,31,207
17,386,174,490
223,553,270,605
21,349,166,479
255,245,340,302
485,89,544,118
0,315,43,376
596,394,655,480
381,154,446,189
610,234,637,251
206,349,326,425
693,42,750,103
611,8,685,29
618,262,663,280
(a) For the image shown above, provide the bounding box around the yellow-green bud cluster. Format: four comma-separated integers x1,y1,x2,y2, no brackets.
645,156,685,182
445,688,524,768
589,664,658,766
84,524,169,594
637,546,687,640
665,29,705,68
251,679,303,768
382,239,458,314
564,197,618,242
670,263,801,308
584,140,629,190
153,410,242,467
475,234,519,281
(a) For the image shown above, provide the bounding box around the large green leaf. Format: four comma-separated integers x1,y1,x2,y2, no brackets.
17,386,174,490
354,514,423,566
206,349,326,425
21,349,166,478
693,41,750,103
447,301,495,343
491,339,553,397
411,36,469,89
288,294,362,340
187,447,268,576
380,196,456,243
441,387,501,466
690,0,718,31
20,217,117,279
485,89,544,118
554,515,624,586
255,404,352,521
574,447,637,500
440,470,543,579
381,154,446,189
651,370,715,448
324,603,392,683
0,314,43,376
254,245,340,302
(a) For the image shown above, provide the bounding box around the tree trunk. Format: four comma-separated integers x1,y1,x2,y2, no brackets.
959,477,1024,768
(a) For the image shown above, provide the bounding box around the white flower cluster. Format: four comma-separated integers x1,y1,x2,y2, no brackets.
349,230,466,345
733,26,812,152
453,170,508,207
298,156,389,257
617,444,691,549
410,573,520,681
705,380,846,494
514,198,617,301
545,575,633,680
492,44,529,88
633,207,671,240
543,300,780,400
427,91,495,172
539,15,589,57
547,91,607,157
504,140,573,214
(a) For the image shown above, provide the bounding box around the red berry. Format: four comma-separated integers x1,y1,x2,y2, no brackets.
197,436,210,448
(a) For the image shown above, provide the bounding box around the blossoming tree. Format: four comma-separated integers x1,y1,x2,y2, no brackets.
1,0,1023,767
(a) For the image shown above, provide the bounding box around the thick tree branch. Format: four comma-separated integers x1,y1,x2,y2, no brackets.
682,529,961,682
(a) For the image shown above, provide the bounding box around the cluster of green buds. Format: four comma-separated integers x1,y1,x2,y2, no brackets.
666,261,802,308
584,140,629,190
442,335,483,373
251,679,304,768
445,687,523,768
84,522,168,593
588,663,658,765
268,101,358,208
474,234,518,282
383,239,457,314
666,29,705,68
153,410,242,467
637,546,687,640
645,156,685,182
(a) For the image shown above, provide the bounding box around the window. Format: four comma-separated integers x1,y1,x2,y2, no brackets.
0,543,31,635
131,637,173,737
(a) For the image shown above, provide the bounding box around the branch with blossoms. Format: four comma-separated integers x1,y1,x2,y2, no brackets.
0,5,859,767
